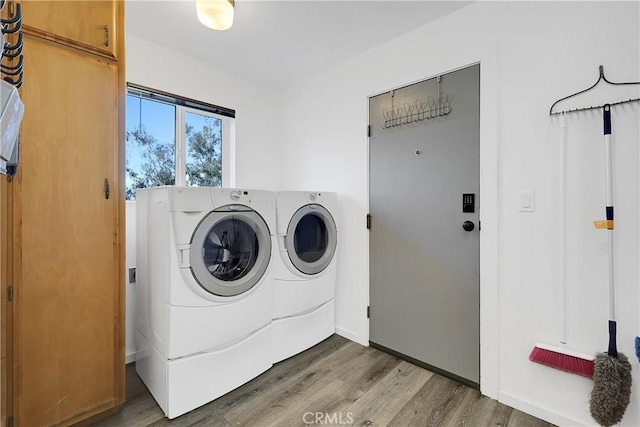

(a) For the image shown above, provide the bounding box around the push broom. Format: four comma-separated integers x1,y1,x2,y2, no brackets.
588,104,632,427
528,113,594,377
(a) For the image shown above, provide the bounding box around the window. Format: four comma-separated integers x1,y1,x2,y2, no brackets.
125,84,235,199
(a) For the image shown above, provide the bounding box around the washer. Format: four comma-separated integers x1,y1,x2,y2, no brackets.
272,191,338,363
135,186,275,419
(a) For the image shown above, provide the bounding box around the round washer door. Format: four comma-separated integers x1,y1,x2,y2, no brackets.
190,206,271,297
285,204,337,275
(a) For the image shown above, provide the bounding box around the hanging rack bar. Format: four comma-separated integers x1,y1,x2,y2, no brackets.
549,65,640,115
3,73,22,88
1,2,20,26
1,59,21,75
0,54,22,71
2,42,22,59
2,31,22,53
550,98,640,116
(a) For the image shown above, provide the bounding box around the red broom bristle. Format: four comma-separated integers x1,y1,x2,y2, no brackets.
529,346,594,378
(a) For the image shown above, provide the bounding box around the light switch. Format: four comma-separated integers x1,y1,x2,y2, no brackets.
520,191,535,212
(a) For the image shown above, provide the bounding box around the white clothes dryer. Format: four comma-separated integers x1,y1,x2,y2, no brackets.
272,191,338,363
135,186,275,419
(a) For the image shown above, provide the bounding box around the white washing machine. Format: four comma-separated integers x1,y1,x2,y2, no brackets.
272,191,338,363
135,186,276,419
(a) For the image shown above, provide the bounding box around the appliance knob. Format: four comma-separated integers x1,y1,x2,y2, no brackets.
462,221,475,232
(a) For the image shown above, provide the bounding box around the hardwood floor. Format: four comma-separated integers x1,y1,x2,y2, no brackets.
92,335,555,427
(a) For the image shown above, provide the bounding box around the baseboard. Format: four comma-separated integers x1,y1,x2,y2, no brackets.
335,325,367,346
126,351,136,365
498,391,586,426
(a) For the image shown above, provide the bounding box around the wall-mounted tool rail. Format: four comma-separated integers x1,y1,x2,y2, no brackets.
549,65,639,115
1,1,23,88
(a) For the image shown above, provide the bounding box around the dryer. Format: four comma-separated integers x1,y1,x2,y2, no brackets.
135,186,275,419
272,191,338,363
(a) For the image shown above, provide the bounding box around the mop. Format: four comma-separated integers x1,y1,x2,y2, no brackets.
589,104,632,427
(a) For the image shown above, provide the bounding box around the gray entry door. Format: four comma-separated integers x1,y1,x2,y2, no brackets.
369,64,480,386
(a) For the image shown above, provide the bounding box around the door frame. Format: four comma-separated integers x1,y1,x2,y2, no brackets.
367,47,499,399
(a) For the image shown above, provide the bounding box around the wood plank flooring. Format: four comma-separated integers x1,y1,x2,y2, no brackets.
92,335,555,427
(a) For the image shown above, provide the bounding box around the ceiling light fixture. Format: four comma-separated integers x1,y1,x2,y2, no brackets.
196,0,235,31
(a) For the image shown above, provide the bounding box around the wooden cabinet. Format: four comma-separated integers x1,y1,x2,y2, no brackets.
0,179,10,427
21,0,117,58
4,1,126,426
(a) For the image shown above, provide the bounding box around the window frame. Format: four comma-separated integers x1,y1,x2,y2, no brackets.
126,83,235,190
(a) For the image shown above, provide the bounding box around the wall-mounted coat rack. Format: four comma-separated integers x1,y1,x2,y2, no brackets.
382,75,452,129
549,65,639,115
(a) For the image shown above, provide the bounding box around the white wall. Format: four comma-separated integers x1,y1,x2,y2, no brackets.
126,34,283,191
125,201,137,363
280,2,640,426
124,34,284,360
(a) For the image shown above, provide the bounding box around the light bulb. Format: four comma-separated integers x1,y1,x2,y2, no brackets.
196,0,234,31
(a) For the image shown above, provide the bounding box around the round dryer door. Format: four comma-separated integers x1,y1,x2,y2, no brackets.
286,204,337,275
190,205,272,297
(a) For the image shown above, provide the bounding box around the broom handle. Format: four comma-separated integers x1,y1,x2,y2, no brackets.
559,113,567,345
603,104,618,357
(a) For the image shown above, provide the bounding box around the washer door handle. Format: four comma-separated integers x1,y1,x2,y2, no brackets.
178,245,190,267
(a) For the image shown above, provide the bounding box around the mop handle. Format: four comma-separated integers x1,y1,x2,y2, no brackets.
603,104,618,357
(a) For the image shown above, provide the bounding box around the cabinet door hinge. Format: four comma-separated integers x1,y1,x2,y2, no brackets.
8,285,14,302
367,306,370,318
104,25,110,47
367,125,371,137
366,214,371,230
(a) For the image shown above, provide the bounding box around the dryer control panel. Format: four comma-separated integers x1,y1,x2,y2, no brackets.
309,192,323,202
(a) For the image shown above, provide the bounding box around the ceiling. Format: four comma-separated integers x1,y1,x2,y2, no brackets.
125,1,473,89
